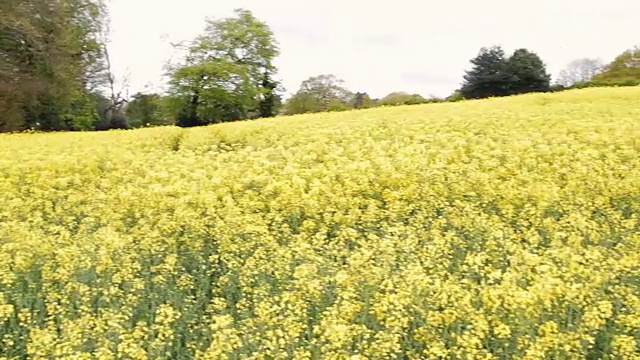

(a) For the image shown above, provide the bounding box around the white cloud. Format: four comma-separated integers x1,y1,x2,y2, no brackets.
106,0,640,99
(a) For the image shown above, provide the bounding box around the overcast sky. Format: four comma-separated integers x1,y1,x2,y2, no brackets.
106,0,639,99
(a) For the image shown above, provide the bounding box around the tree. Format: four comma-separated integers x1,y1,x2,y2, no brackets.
95,17,131,130
459,46,512,99
257,71,283,118
282,92,321,115
283,74,353,115
378,92,427,106
506,48,551,95
0,0,109,132
460,46,552,99
592,46,640,83
352,92,374,109
445,91,465,102
298,74,353,106
556,58,604,87
124,92,169,128
166,8,281,127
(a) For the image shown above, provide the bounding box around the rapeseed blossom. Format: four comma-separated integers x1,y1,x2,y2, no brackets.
0,87,639,358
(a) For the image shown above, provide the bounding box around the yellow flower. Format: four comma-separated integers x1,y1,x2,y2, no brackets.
1,86,639,357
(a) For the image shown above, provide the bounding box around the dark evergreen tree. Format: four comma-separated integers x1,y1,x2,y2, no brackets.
176,93,203,128
353,92,366,109
507,48,551,95
460,46,512,99
258,72,280,118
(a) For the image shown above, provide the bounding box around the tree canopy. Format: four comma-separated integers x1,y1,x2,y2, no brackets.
506,49,551,95
2,4,638,133
592,47,640,83
460,46,512,99
460,46,551,99
283,74,353,115
556,58,604,87
0,0,109,132
379,92,428,106
165,8,282,127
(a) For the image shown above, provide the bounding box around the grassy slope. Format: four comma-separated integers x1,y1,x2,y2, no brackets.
0,87,639,358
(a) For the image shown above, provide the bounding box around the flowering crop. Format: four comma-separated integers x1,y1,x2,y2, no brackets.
0,87,639,359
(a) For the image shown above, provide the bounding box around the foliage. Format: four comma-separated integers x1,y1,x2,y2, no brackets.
282,92,318,115
166,8,281,127
0,0,109,132
460,46,513,99
1,87,639,358
283,74,353,115
125,92,170,128
574,79,640,88
351,92,375,109
461,46,551,99
592,46,640,83
379,91,429,106
4,2,636,132
549,79,640,93
91,92,128,131
556,58,604,87
257,72,283,118
506,48,551,94
326,99,352,112
446,90,465,102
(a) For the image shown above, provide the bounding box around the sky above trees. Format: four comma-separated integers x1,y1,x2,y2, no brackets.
107,0,638,99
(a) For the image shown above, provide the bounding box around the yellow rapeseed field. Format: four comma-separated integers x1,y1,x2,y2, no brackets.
0,87,639,359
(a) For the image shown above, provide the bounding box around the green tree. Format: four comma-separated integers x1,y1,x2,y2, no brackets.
166,8,280,127
125,92,169,128
257,71,283,118
379,92,427,106
0,0,109,132
283,74,353,115
445,90,465,102
352,92,375,109
460,46,512,99
282,92,320,115
592,46,640,83
506,48,551,95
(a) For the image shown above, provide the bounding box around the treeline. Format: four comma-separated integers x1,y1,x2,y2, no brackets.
1,4,640,133
0,0,115,132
